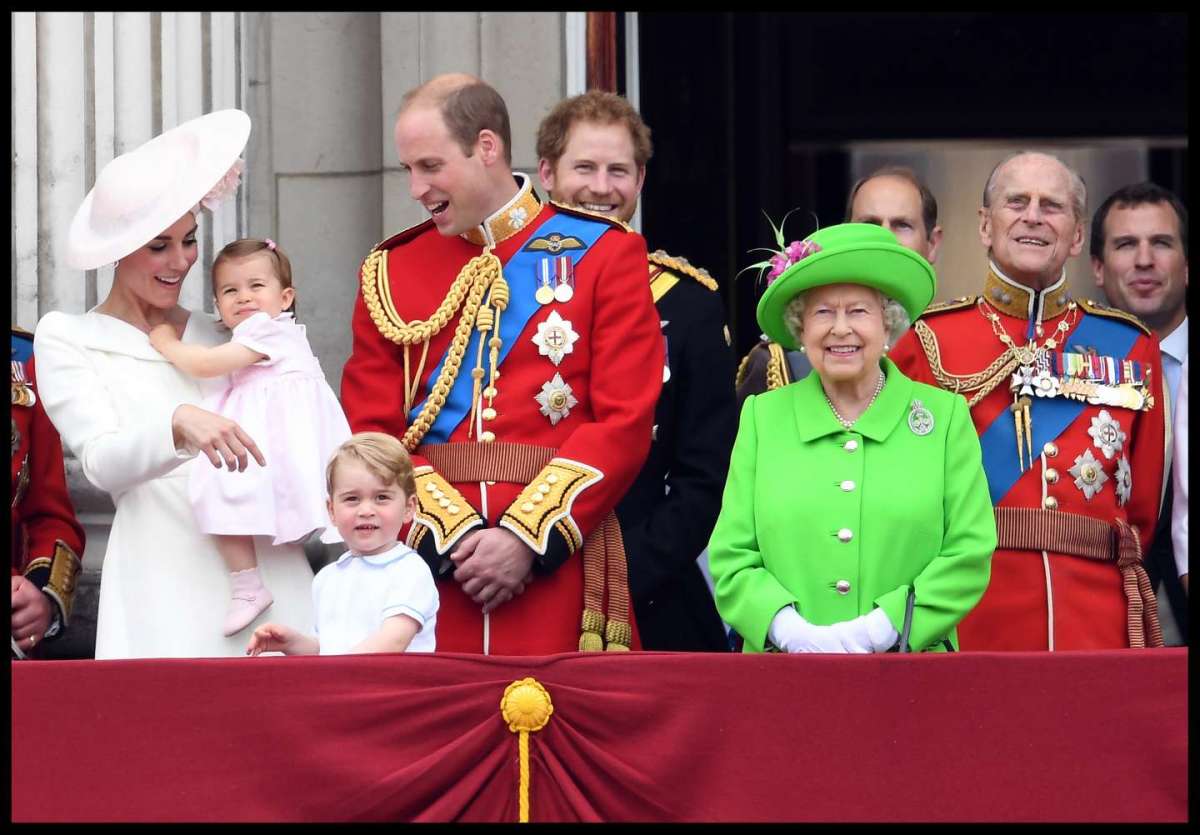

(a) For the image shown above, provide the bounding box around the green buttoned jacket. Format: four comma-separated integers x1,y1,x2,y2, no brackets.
708,357,996,652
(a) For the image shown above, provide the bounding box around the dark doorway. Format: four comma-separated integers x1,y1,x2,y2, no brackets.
637,12,1188,357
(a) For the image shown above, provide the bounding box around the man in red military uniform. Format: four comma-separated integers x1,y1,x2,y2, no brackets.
891,151,1167,650
11,325,85,659
341,74,662,654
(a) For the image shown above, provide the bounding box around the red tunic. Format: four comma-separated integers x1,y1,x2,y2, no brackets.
11,328,86,634
342,187,662,654
891,267,1166,650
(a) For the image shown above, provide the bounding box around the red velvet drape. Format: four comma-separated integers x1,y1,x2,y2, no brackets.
11,649,1187,822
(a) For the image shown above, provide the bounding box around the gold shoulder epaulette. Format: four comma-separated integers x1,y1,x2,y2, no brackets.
371,218,436,253
1076,298,1152,336
648,249,719,292
548,200,633,232
919,295,978,318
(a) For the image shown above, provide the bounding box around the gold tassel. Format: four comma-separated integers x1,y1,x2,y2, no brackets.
578,608,606,652
604,620,631,652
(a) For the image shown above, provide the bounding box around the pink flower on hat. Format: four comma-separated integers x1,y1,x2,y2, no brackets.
738,208,823,287
197,158,245,212
765,240,821,286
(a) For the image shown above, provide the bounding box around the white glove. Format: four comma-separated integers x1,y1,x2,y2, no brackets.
826,608,899,653
768,606,847,653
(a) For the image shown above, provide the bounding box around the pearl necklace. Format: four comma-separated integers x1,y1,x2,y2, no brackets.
825,370,885,429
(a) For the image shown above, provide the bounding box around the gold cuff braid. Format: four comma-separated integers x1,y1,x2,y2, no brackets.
411,466,483,555
28,540,82,625
500,459,602,555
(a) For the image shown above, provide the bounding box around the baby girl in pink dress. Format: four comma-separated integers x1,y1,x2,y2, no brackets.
150,238,350,635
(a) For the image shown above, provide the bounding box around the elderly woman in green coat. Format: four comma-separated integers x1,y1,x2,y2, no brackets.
709,222,996,653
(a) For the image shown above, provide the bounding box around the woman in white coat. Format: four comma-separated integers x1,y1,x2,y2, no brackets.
34,110,315,658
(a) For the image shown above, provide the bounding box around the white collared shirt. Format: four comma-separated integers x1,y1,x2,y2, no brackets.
1159,316,1188,421
313,542,438,654
1171,356,1188,579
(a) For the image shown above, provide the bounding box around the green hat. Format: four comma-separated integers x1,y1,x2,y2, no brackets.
755,222,936,350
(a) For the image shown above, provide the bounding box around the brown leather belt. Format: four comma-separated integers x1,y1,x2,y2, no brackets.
417,442,632,650
994,507,1163,648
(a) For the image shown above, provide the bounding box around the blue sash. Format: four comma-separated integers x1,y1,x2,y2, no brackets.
411,212,610,444
978,313,1139,504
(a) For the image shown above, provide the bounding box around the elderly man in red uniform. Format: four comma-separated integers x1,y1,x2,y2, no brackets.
341,74,662,654
891,151,1166,650
11,325,85,659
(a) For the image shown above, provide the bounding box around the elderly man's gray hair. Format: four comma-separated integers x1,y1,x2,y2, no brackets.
982,150,1088,222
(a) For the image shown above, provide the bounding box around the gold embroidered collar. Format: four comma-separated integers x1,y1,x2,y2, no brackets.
461,172,542,248
982,261,1071,322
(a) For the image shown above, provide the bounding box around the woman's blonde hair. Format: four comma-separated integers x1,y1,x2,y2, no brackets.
325,432,416,497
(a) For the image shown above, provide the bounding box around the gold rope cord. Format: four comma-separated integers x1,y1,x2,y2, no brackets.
765,343,790,391
914,320,1020,407
360,248,503,451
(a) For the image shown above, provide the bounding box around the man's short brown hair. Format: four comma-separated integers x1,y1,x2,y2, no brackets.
402,74,513,166
844,166,940,239
326,432,416,498
536,90,653,169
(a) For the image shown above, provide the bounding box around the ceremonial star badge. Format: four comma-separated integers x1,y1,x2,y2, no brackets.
1087,409,1126,460
535,373,578,425
532,311,579,366
1068,448,1109,501
1114,456,1132,507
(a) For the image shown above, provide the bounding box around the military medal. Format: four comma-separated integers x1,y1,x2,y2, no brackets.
532,310,579,366
535,373,577,425
908,399,934,436
534,258,556,305
554,268,575,303
11,361,35,407
1087,410,1126,460
1069,448,1108,500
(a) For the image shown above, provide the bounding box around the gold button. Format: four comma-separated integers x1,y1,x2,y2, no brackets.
547,474,559,485
837,528,853,543
483,386,498,399
840,480,855,492
432,489,444,500
438,497,450,508
549,392,567,410
1043,442,1058,457
482,407,497,421
521,502,535,513
1082,465,1097,480
538,483,551,494
486,480,496,486
424,483,437,493
531,493,544,504
448,504,460,515
1044,468,1059,484
1044,496,1059,510
480,431,496,443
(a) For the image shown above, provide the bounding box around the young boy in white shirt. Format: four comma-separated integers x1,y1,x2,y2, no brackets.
247,432,438,655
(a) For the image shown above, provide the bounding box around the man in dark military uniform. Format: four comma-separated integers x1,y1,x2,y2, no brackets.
11,325,85,659
736,167,944,405
891,152,1167,650
536,91,736,651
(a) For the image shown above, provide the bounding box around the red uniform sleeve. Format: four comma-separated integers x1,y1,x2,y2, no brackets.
1126,333,1168,553
18,358,86,567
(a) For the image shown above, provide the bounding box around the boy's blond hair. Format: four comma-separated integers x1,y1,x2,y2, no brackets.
326,432,416,497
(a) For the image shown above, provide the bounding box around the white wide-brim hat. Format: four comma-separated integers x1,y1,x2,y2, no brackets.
66,109,251,271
